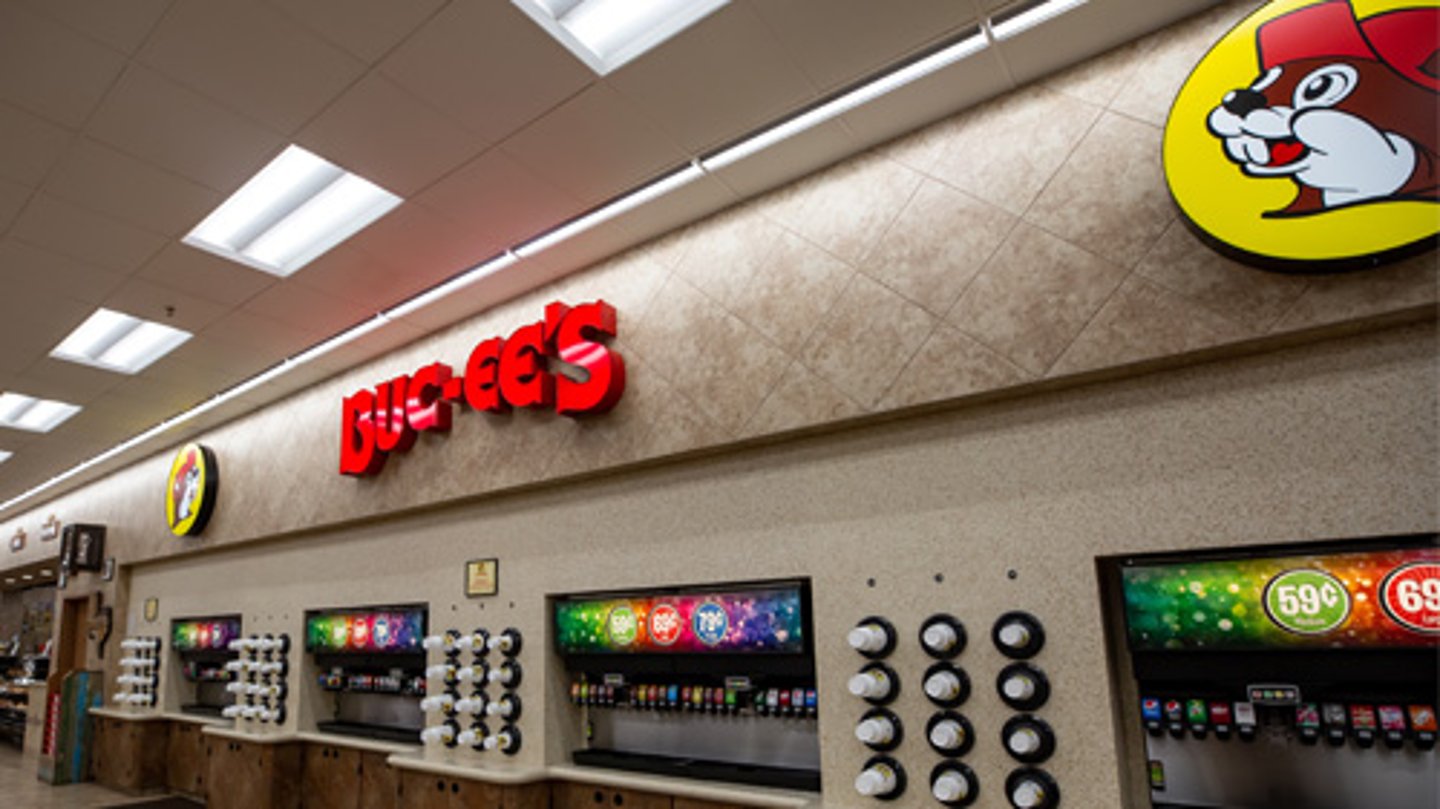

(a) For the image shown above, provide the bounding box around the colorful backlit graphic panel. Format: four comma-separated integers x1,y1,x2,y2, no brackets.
305,607,425,654
1123,545,1439,651
171,617,241,652
555,584,805,655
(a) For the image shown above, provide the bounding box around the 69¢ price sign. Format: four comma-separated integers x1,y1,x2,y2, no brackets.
1263,569,1352,635
1379,562,1440,635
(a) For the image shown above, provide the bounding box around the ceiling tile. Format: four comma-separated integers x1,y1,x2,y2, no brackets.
379,1,595,142
0,180,30,234
607,3,818,154
0,291,96,375
348,202,505,286
101,276,231,334
296,72,485,197
0,239,129,304
291,241,457,312
43,138,223,237
10,193,166,272
270,0,446,64
416,148,585,253
86,66,286,192
154,333,283,393
10,358,123,406
202,307,326,353
139,2,366,134
0,103,74,188
23,0,171,54
137,242,276,307
241,281,374,343
0,3,126,128
500,83,688,209
746,0,977,93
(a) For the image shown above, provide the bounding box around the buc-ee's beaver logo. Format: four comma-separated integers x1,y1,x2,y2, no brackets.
1165,0,1438,272
166,442,218,537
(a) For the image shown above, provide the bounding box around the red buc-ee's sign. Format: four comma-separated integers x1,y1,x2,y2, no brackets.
340,300,625,476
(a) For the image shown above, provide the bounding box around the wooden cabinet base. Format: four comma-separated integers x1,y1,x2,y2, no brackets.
90,716,169,794
207,736,304,809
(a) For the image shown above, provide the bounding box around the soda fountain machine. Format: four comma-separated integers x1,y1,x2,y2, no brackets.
1113,535,1438,809
305,604,427,743
171,615,242,717
554,579,820,791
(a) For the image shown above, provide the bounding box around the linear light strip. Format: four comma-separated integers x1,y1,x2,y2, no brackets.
0,7,1074,519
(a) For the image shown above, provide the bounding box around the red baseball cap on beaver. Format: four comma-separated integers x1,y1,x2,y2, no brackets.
1258,1,1440,91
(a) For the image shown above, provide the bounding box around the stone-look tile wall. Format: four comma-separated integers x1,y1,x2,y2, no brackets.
0,0,1434,567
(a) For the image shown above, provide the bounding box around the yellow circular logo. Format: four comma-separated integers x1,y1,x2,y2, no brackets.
166,442,217,537
1164,0,1439,272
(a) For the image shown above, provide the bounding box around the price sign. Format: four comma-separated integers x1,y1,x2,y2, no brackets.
1263,569,1351,635
1379,562,1440,634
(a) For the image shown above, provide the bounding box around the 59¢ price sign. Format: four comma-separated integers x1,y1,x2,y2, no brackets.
1263,569,1352,635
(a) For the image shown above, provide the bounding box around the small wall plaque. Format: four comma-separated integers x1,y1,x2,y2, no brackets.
9,529,23,553
466,558,498,597
143,597,159,623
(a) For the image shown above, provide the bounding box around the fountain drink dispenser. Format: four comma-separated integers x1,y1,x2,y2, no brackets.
1117,535,1437,809
305,604,427,743
554,579,820,790
172,615,242,717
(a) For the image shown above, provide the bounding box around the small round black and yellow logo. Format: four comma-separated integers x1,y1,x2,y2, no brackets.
1164,0,1439,272
166,442,217,537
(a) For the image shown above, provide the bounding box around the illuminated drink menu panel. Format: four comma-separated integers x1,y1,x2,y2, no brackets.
172,616,242,652
555,581,807,655
1122,543,1438,651
305,606,426,655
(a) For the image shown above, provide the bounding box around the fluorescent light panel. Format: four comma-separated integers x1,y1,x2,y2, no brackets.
990,0,1089,40
700,28,988,171
0,450,10,464
0,393,81,433
51,308,192,374
184,145,402,277
512,0,728,74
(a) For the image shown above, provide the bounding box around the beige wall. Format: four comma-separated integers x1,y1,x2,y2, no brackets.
124,319,1437,806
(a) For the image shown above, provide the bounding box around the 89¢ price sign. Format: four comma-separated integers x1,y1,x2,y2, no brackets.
1379,562,1440,635
1263,569,1352,635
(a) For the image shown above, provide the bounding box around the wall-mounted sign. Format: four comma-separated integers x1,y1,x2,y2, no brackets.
9,528,24,553
340,300,626,476
144,598,159,623
41,514,60,541
466,558,499,597
60,523,106,572
1121,542,1440,651
166,442,218,537
1164,0,1438,272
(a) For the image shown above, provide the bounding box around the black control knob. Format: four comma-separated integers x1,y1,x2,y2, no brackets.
848,616,897,659
926,711,975,756
920,614,966,659
854,755,906,800
1002,715,1056,764
997,663,1050,711
1005,767,1060,809
993,612,1045,659
922,662,970,708
855,708,903,752
930,761,979,806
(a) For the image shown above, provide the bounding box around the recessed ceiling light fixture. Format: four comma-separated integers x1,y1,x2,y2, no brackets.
0,393,81,434
0,450,10,464
21,574,33,581
50,308,192,375
183,145,402,277
990,0,1089,40
512,0,728,74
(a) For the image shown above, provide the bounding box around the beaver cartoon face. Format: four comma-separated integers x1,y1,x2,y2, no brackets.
1205,1,1438,217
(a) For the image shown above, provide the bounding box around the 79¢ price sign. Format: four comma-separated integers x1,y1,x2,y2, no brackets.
1263,569,1352,635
